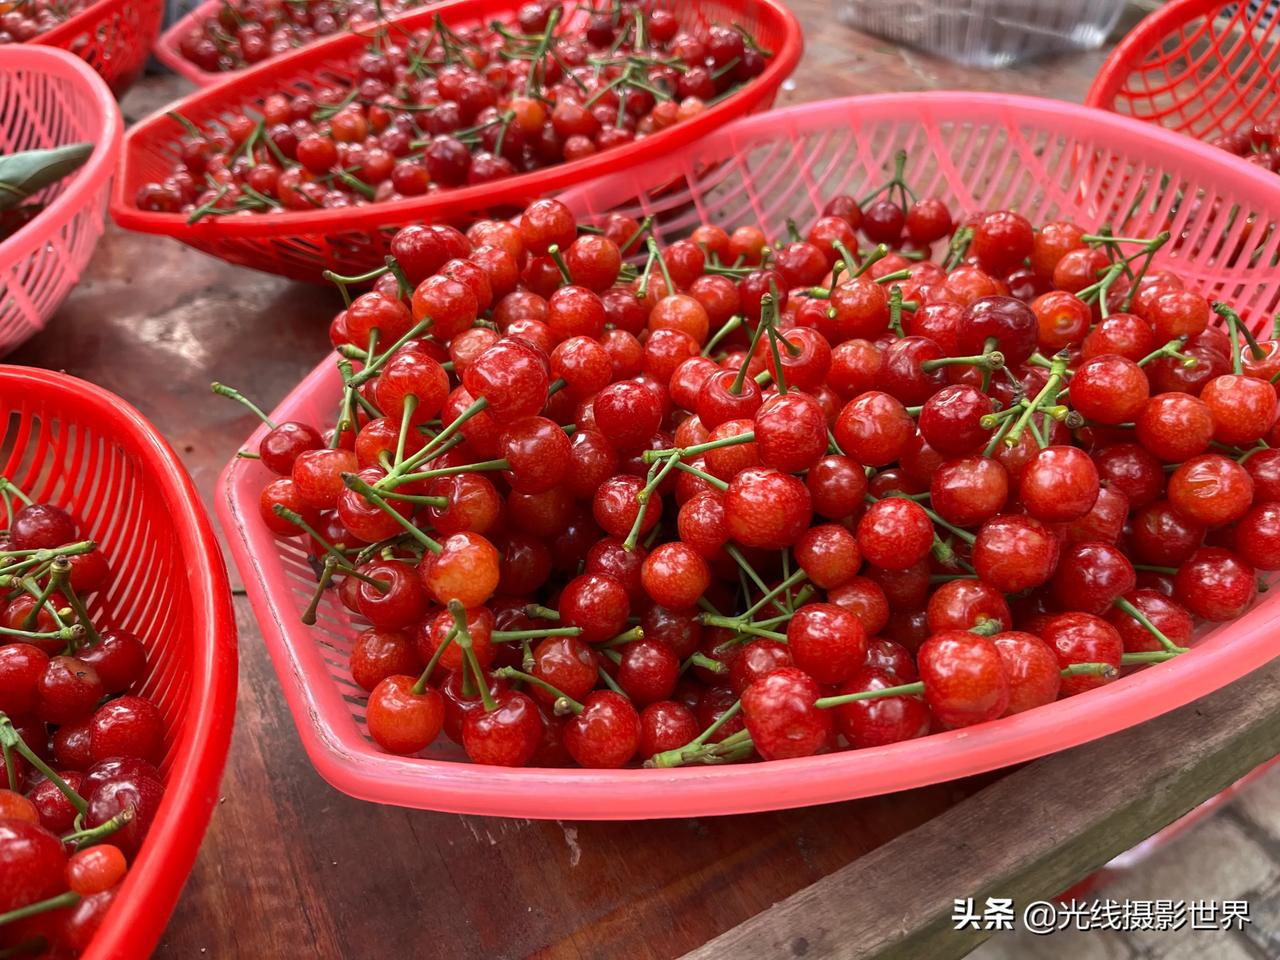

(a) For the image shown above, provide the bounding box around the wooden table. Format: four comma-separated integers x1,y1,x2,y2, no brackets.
13,2,1279,956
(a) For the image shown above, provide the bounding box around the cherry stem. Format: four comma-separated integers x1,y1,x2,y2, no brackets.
596,664,627,696
341,474,442,554
1135,336,1194,368
702,315,744,358
19,573,57,632
849,244,888,279
598,625,644,648
722,544,791,618
730,293,774,395
888,285,905,337
1133,564,1178,575
643,430,754,464
393,396,419,468
1121,650,1182,664
1112,597,1189,654
0,715,86,816
671,459,729,491
301,557,338,626
525,604,560,621
646,236,675,295
211,382,276,428
683,651,726,675
412,624,457,694
381,457,508,487
700,612,787,642
377,395,488,487
1,741,14,792
942,227,974,271
494,666,583,714
50,557,99,648
740,568,807,620
0,891,81,928
349,318,433,387
62,805,133,848
491,627,582,642
816,680,923,709
646,699,743,768
449,599,495,712
622,454,680,551
1214,301,1264,375
831,239,861,285
545,243,572,285
920,348,1005,373
999,352,1069,451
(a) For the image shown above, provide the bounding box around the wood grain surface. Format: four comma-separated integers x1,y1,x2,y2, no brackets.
10,4,1256,958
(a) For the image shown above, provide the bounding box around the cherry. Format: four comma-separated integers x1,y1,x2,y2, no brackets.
1031,290,1091,352
1235,502,1280,570
616,639,679,704
723,467,812,550
594,475,661,539
833,666,930,748
972,210,1034,276
1082,313,1156,362
366,675,445,754
640,542,710,611
1050,541,1136,615
28,772,82,835
1167,454,1254,527
78,756,161,800
1106,589,1194,654
696,368,762,430
0,819,64,913
1040,612,1122,695
9,503,77,550
905,197,954,245
925,579,1010,633
36,656,103,725
292,448,359,511
1069,355,1150,425
753,393,827,473
419,532,501,608
1200,374,1277,446
794,523,861,589
564,691,640,768
638,701,699,760
462,690,542,767
0,643,49,717
88,695,165,765
857,498,933,571
786,603,867,685
559,573,629,643
918,385,993,456
350,628,420,692
1130,500,1205,566
594,379,664,451
83,777,163,863
741,667,832,760
1135,393,1215,462
726,639,791,696
462,339,550,422
992,631,1061,714
1174,547,1257,621
1019,446,1100,522
973,515,1060,592
930,456,1009,528
917,630,1009,728
77,629,147,694
835,391,914,466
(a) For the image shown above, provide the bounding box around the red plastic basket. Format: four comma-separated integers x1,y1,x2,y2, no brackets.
154,0,432,87
218,93,1280,820
0,47,121,358
26,0,165,95
0,366,237,958
1086,0,1280,141
112,0,803,283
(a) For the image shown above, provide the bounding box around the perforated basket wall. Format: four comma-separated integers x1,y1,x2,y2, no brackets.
112,0,803,283
0,366,236,958
0,48,121,357
220,94,1280,820
35,0,165,94
1088,0,1280,141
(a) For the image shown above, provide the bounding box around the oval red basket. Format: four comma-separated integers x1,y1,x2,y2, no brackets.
0,47,121,357
24,0,165,95
154,0,429,87
0,366,238,956
112,0,803,283
218,93,1280,820
1086,0,1280,140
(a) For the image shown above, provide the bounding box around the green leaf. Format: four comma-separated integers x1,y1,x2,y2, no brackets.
0,142,94,212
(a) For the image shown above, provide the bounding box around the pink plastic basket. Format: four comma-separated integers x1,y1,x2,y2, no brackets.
219,93,1280,820
0,47,122,356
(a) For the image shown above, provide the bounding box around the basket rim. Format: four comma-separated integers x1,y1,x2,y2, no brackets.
111,0,804,239
0,366,240,959
0,46,123,269
24,0,136,46
216,92,1280,818
1085,0,1261,115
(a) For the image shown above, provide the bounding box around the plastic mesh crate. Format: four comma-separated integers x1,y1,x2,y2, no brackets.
835,0,1127,67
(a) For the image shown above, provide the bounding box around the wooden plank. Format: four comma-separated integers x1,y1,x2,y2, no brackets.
681,658,1280,960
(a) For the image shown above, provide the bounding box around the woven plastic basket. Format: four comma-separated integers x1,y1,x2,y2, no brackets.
220,93,1280,820
0,47,121,358
0,365,237,958
1087,0,1280,141
29,0,165,94
112,0,803,283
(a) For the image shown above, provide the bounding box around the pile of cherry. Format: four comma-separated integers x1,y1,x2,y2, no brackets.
0,0,90,42
230,175,1280,773
0,497,168,956
135,0,772,219
1210,121,1280,173
175,0,425,73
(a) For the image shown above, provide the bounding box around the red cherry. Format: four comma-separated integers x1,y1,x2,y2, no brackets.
564,691,640,768
741,667,832,760
367,675,445,754
917,630,1009,728
832,666,930,748
1040,612,1122,695
1174,547,1257,621
992,631,1061,714
786,603,867,685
